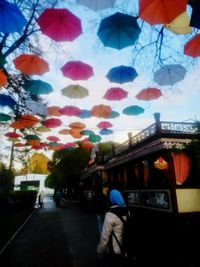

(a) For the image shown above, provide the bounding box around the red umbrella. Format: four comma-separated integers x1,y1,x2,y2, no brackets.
139,0,187,25
37,8,82,42
97,121,113,129
13,54,49,75
135,88,162,101
59,106,81,116
5,132,21,138
46,136,60,142
103,87,128,101
184,34,200,58
43,118,62,128
61,61,93,80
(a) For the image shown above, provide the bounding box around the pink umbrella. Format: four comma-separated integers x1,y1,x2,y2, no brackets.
46,136,60,142
43,118,62,128
135,87,162,101
61,61,94,80
37,8,82,42
97,121,113,129
59,106,81,116
103,87,128,101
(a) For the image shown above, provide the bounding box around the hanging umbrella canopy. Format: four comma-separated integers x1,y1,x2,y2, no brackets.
24,79,53,95
65,142,79,148
91,104,112,118
18,114,40,128
79,109,91,119
107,110,120,119
139,0,188,25
61,84,89,99
61,61,94,80
80,129,95,136
97,12,141,50
69,121,86,130
0,69,8,87
135,87,162,101
88,134,102,143
99,128,113,135
13,54,49,75
97,121,113,129
82,141,94,149
184,34,200,58
37,8,82,42
48,106,61,117
59,105,81,116
10,121,25,129
165,12,192,35
70,128,83,139
0,94,16,109
5,132,21,138
43,118,62,128
25,100,48,116
123,105,144,116
46,136,60,142
35,126,51,132
59,129,71,135
77,0,116,11
0,0,27,33
0,112,11,122
14,143,25,148
153,64,187,86
24,134,40,141
103,87,128,101
106,65,138,84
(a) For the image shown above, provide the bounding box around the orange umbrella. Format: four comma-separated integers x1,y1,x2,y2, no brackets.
69,121,86,130
70,128,83,139
48,106,61,116
14,143,25,147
184,34,200,58
135,88,162,101
91,104,112,118
139,0,187,25
13,54,49,75
59,129,71,135
19,114,40,127
82,141,94,149
0,69,7,87
10,121,25,129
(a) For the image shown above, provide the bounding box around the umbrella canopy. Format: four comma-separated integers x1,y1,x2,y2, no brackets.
0,70,8,87
69,121,86,129
37,8,82,42
139,0,188,25
35,126,51,132
24,134,40,141
103,87,128,101
97,121,113,129
135,88,162,101
123,105,144,116
91,104,112,118
97,12,141,50
61,61,93,80
5,132,21,138
0,94,16,109
13,54,49,75
46,136,60,142
65,142,79,148
0,0,27,33
153,64,187,86
59,105,81,116
77,0,116,11
0,112,11,122
25,100,48,116
106,65,138,84
80,129,95,136
107,110,120,119
24,79,53,94
18,114,39,127
99,128,113,135
88,134,102,143
43,118,62,128
61,84,89,99
48,106,61,117
59,129,71,135
165,12,192,35
184,34,200,58
10,121,26,129
79,109,91,119
82,141,94,149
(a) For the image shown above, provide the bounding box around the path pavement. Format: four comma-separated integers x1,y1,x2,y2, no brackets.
0,196,100,267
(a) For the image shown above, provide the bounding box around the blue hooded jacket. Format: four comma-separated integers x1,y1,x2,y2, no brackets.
109,189,125,207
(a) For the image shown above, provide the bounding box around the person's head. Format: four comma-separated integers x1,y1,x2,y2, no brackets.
109,189,125,207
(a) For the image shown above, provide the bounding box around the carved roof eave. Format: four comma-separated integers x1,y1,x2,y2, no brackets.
104,138,192,170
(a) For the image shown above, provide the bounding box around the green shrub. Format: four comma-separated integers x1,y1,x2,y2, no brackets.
9,190,37,209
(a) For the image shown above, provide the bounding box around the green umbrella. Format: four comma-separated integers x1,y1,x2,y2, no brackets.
0,112,11,122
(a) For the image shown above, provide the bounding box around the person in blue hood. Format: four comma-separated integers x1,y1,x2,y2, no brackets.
97,189,128,267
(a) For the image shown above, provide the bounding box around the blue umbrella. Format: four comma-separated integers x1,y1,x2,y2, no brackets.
0,94,16,109
107,110,120,119
97,12,141,50
106,65,138,84
0,0,27,33
123,105,144,116
24,80,53,95
80,129,95,136
79,109,91,118
99,128,113,135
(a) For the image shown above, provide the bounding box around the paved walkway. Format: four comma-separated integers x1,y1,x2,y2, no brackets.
0,196,100,267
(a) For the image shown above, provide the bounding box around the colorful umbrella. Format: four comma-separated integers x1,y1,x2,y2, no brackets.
46,136,60,142
184,34,200,58
0,94,16,109
107,110,120,119
153,64,187,86
25,100,48,116
59,129,71,135
69,121,86,129
5,132,21,138
61,61,93,80
10,121,25,129
165,12,192,35
65,142,79,148
48,106,61,117
123,105,144,116
13,54,49,75
91,104,112,118
18,114,40,127
77,0,116,11
0,112,11,122
61,84,89,99
139,0,188,25
24,79,53,94
97,12,141,50
43,118,62,128
103,87,128,101
70,129,83,139
88,134,102,143
99,128,113,135
80,129,95,136
59,105,81,116
0,70,8,87
82,141,94,149
35,126,51,132
135,88,162,101
37,8,82,42
106,65,138,84
79,109,91,119
97,121,113,129
24,134,40,141
0,0,27,33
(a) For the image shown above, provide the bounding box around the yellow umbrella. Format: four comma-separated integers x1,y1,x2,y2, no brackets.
165,12,192,34
61,84,89,99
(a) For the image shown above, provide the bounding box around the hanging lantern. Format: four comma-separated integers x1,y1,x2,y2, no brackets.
154,157,168,170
